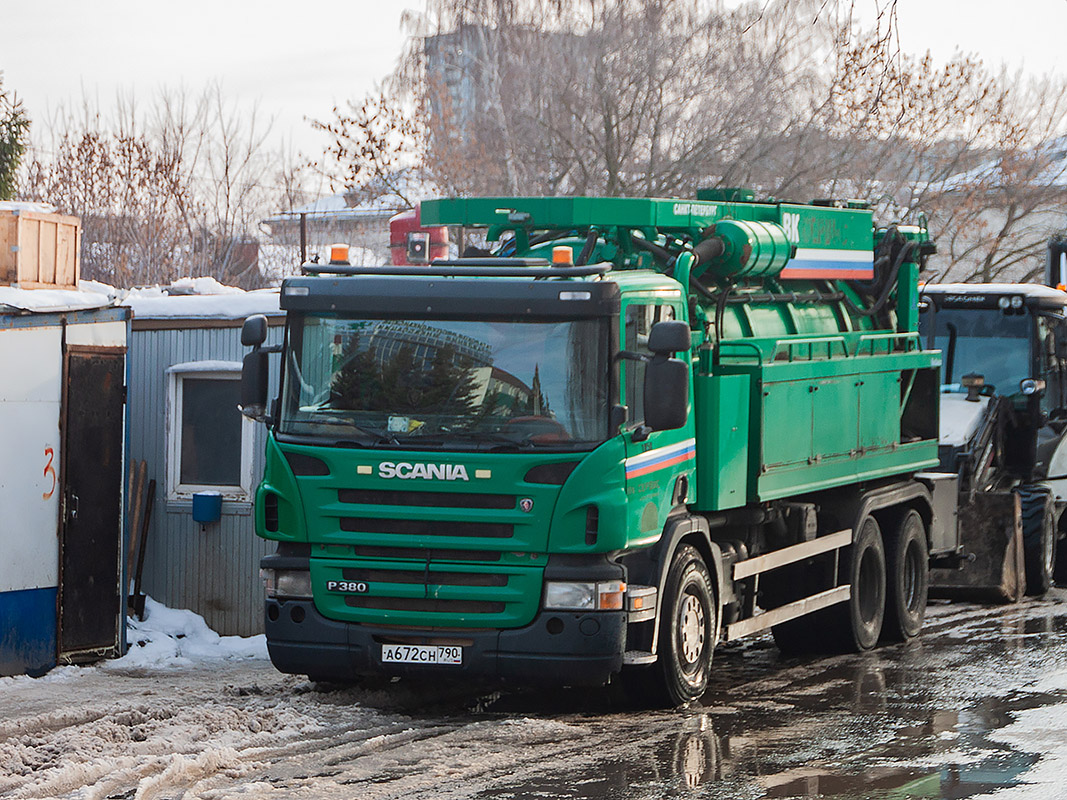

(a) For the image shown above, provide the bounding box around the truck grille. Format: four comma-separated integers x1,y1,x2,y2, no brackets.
312,554,541,628
339,517,513,539
303,473,553,628
341,568,508,587
339,488,514,509
344,597,506,614
350,545,502,562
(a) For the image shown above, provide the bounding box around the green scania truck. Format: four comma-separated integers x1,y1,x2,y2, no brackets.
239,192,952,705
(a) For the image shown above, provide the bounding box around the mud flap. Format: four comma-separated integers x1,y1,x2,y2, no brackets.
929,492,1025,603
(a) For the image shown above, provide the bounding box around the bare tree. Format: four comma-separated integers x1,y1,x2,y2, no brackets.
317,0,1067,283
21,85,286,288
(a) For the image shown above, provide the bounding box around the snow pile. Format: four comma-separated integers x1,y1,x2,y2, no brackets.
0,200,57,214
166,276,245,295
123,281,280,320
107,596,267,669
0,284,114,313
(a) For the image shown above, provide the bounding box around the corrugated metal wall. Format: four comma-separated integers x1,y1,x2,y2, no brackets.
128,322,283,637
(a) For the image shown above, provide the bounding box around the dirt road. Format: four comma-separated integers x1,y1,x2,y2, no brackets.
3,592,1067,799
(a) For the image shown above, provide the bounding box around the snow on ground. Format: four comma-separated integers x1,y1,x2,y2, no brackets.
977,667,1067,800
2,598,1067,798
108,596,268,670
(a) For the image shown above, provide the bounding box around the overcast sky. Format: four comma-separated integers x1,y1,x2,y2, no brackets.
5,0,1067,166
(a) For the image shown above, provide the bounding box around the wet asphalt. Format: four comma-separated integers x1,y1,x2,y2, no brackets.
6,590,1067,799
433,590,1067,799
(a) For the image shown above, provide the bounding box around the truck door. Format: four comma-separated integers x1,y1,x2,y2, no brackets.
621,301,695,542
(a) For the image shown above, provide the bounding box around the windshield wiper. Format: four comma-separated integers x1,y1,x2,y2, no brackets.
406,430,537,450
301,417,400,446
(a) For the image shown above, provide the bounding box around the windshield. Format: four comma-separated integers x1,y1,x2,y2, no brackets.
280,316,610,449
920,306,1031,392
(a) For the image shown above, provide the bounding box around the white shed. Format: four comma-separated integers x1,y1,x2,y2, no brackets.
0,286,128,676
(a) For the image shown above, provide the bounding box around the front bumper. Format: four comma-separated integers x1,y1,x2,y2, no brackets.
264,598,626,687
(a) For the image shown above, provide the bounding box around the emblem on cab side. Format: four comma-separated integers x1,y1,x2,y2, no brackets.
519,497,534,513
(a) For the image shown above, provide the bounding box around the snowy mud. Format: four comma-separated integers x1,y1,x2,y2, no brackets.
3,593,1067,798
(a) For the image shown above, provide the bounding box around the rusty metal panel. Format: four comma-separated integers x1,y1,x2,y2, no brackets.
929,491,1025,603
58,348,125,659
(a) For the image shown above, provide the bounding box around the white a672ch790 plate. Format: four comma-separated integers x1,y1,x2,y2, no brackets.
381,644,463,665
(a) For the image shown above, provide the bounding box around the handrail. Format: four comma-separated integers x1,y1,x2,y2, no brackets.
853,331,922,356
716,341,765,365
772,336,849,362
718,330,928,367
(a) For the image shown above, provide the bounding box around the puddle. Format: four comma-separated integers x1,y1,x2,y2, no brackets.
471,659,1063,800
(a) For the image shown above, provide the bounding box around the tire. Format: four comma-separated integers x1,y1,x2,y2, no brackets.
1017,484,1055,596
629,545,718,707
882,510,929,642
830,515,886,652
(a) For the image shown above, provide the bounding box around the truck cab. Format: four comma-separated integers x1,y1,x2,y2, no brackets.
245,261,696,691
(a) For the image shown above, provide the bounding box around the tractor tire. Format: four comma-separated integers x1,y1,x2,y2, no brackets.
1017,484,1055,596
882,509,929,642
629,545,717,707
829,515,886,652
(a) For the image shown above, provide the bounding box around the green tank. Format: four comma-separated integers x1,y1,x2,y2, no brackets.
423,195,940,509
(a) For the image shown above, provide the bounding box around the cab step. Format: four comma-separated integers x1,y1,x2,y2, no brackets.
623,650,657,666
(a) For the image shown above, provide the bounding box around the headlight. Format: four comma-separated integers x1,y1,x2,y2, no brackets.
261,568,312,599
544,580,626,611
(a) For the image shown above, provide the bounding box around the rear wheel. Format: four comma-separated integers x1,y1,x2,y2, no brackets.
630,545,717,707
831,515,886,652
1017,485,1055,596
883,510,928,642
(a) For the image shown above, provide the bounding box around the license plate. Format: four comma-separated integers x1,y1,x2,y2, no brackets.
381,644,463,666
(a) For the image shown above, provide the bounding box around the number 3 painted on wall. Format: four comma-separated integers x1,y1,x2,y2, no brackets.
42,447,56,500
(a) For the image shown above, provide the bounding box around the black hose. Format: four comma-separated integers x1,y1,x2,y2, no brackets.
842,240,916,319
575,229,598,266
712,279,737,364
631,234,677,268
689,275,718,301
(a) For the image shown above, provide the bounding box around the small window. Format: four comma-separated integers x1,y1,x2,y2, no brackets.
624,304,676,427
166,363,253,501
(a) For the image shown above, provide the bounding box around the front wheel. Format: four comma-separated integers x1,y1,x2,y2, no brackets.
1018,485,1055,596
630,545,718,707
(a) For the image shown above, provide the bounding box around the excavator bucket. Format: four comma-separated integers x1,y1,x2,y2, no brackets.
929,491,1025,603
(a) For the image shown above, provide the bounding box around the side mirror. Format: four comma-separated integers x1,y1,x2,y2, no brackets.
1020,378,1047,396
239,350,270,422
647,320,690,355
644,356,688,431
241,314,268,347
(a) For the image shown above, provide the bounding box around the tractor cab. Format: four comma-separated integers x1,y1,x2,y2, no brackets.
919,282,1067,593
